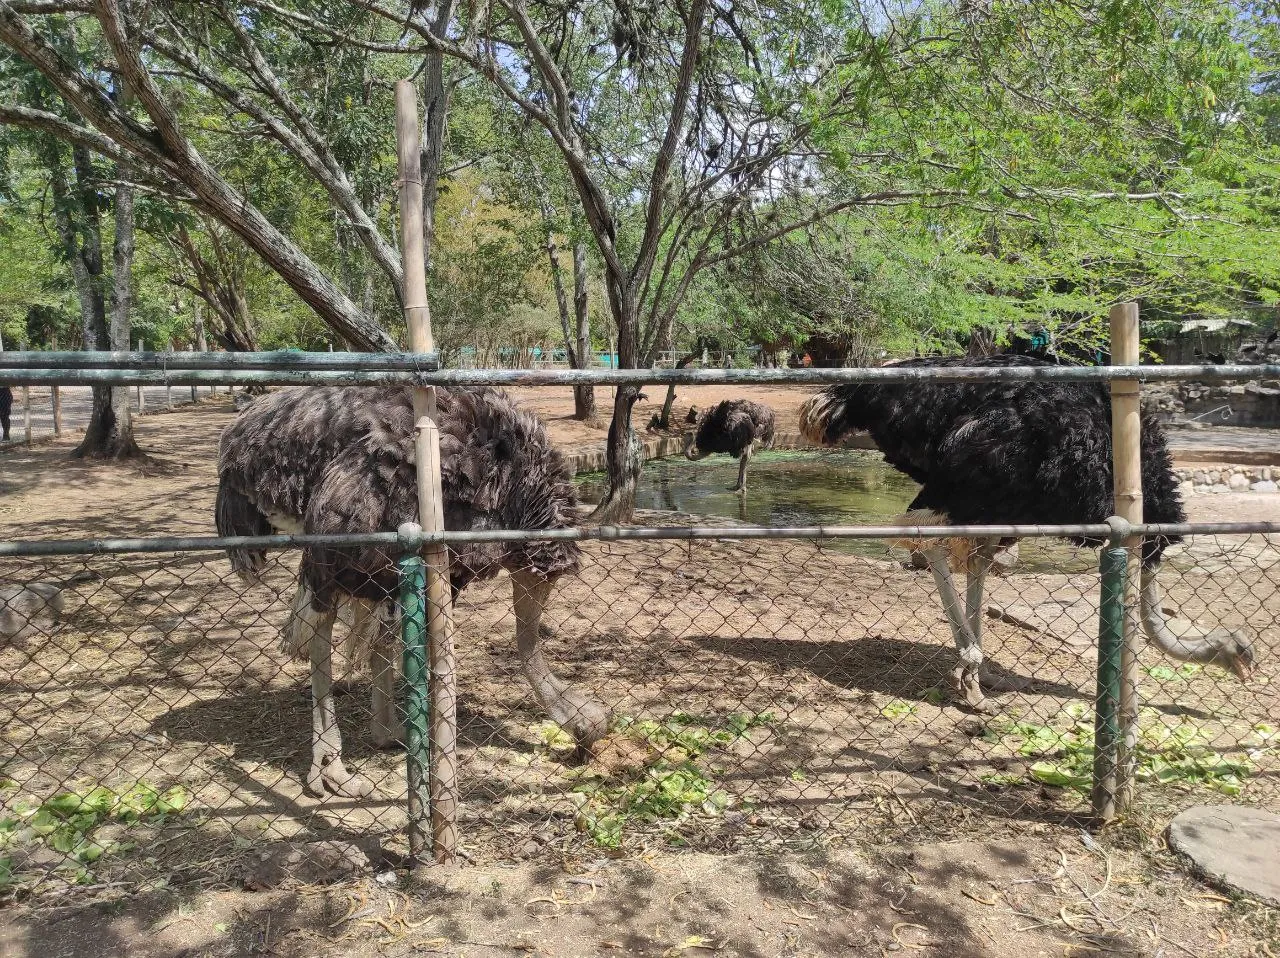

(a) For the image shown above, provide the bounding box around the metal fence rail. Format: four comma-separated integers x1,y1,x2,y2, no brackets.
3,351,1279,387
1,522,1276,903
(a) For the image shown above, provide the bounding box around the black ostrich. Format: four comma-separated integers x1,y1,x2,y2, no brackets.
799,355,1254,712
684,399,777,494
217,385,610,798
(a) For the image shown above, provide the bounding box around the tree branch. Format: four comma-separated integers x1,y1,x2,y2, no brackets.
631,0,709,294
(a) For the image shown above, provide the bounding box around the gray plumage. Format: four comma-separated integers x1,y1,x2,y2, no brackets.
685,399,776,494
217,384,580,605
216,384,608,799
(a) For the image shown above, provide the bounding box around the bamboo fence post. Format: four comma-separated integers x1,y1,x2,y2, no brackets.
50,337,62,436
1109,302,1143,811
396,79,458,865
23,385,32,445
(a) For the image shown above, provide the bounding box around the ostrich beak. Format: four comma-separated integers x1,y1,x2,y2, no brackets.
1230,640,1256,682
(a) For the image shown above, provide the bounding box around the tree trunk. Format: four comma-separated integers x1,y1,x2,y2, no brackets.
78,141,139,459
587,385,644,524
657,354,695,428
588,293,643,524
571,240,595,421
42,136,137,460
419,3,454,272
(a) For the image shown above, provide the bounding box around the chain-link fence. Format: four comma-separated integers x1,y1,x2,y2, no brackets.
2,523,1275,903
0,384,230,448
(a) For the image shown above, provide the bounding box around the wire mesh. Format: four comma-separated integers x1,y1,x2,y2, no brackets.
0,528,1275,904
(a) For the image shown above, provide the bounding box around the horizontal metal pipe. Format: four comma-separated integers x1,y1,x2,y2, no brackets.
2,521,1275,558
0,350,440,372
1,360,1278,388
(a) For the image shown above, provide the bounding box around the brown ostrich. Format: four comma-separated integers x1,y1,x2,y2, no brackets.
216,385,610,798
684,399,777,494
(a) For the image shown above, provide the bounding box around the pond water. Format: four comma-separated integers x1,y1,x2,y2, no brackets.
577,449,919,527
576,448,1094,572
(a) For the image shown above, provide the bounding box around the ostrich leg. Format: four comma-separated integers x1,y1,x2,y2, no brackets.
923,543,991,713
965,539,1033,693
733,450,750,494
307,610,375,798
511,568,610,747
288,582,375,799
369,602,402,749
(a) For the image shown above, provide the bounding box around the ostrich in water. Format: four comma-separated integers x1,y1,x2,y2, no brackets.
217,385,610,797
684,400,777,494
799,355,1254,712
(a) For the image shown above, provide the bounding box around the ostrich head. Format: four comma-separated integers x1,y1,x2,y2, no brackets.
1139,566,1255,682
683,410,709,460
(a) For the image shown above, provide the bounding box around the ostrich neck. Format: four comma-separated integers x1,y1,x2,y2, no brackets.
1139,566,1227,663
684,434,707,460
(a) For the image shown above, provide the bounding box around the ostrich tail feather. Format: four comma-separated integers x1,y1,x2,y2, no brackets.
215,484,273,579
799,390,843,445
889,510,971,572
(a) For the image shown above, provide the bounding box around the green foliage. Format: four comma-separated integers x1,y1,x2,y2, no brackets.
0,782,189,889
566,712,776,848
987,704,1258,797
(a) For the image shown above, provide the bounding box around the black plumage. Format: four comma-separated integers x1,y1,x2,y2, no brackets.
217,384,580,603
800,355,1181,564
800,354,1253,710
689,399,776,458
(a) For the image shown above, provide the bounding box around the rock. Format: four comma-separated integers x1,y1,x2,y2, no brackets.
1229,473,1251,491
992,541,1019,573
1179,481,1196,498
1207,471,1222,485
1264,468,1273,482
1211,483,1231,494
1192,471,1208,485
242,840,373,891
1167,806,1280,907
1252,480,1278,494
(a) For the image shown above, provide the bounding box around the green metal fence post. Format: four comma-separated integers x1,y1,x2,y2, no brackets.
397,521,431,863
1092,517,1130,821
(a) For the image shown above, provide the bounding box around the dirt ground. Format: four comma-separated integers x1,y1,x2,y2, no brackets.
1,389,1278,957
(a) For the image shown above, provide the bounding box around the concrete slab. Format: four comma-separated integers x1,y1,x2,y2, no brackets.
1166,805,1280,906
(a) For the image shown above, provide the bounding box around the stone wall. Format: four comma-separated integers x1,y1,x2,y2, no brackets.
1180,382,1280,428
1174,464,1277,496
1145,380,1280,428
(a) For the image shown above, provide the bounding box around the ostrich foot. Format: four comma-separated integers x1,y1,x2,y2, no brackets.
979,665,1034,693
547,689,612,748
371,721,405,751
952,666,996,714
306,756,374,799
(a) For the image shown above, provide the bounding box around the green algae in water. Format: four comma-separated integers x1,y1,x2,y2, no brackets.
576,449,1095,572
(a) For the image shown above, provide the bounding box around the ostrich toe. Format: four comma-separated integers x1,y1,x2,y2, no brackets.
550,690,611,748
307,757,375,799
953,666,996,714
978,665,1034,693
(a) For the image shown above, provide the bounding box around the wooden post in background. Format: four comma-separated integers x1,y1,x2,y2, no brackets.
396,79,457,865
22,385,32,445
135,339,146,413
50,336,62,436
1109,301,1143,811
188,345,198,403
